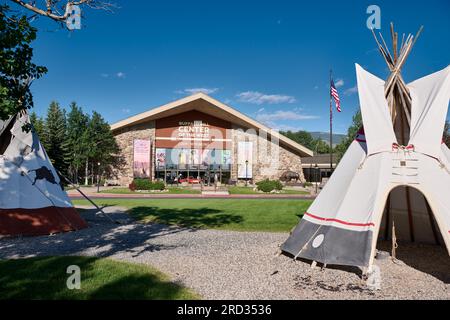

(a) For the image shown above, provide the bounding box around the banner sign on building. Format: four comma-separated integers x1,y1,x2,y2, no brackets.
222,150,232,166
155,148,166,169
238,141,253,179
201,149,211,168
133,139,151,178
191,149,201,165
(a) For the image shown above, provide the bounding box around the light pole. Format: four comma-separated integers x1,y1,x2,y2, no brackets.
97,162,101,193
177,152,181,185
191,149,194,174
164,165,168,185
315,163,319,194
245,160,249,186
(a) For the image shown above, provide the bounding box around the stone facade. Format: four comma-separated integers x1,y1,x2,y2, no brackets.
113,121,155,186
113,121,305,186
231,125,305,183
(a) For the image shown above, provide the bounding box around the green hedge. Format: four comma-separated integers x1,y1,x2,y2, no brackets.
129,179,165,191
256,179,283,193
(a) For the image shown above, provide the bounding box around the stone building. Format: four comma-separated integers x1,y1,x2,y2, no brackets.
111,93,312,186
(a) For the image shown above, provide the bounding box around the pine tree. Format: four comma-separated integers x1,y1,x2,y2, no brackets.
43,101,68,175
64,102,89,183
29,111,47,147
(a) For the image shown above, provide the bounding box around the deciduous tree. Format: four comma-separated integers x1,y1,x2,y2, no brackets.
335,110,362,163
280,130,332,154
280,130,316,150
8,0,115,26
83,111,123,185
0,5,47,122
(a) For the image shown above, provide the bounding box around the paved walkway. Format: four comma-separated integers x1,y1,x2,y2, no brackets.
1,206,448,300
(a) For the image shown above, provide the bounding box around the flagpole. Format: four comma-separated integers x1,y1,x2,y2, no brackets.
329,69,333,175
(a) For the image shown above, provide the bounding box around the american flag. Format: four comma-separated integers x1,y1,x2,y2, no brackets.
330,79,341,112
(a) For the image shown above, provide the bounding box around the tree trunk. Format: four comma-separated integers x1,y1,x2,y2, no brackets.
84,159,89,186
74,165,78,185
91,162,94,185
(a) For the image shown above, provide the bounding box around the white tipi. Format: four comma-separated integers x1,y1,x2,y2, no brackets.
282,27,450,270
0,111,87,236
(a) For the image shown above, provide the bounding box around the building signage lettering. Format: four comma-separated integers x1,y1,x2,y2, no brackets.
177,121,210,139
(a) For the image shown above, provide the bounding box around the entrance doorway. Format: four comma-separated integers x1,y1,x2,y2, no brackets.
155,167,231,186
379,186,444,245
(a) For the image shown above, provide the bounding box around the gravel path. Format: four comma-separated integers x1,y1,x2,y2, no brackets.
0,206,448,300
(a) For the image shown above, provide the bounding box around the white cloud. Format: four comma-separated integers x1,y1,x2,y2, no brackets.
177,88,219,95
116,72,126,79
256,110,318,123
344,85,358,96
101,72,126,78
334,79,344,88
236,91,296,105
257,107,265,113
121,108,131,114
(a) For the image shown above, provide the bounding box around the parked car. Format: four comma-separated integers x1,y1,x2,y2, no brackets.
179,176,201,184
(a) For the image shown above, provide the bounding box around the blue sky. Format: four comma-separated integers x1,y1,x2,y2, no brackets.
8,0,450,133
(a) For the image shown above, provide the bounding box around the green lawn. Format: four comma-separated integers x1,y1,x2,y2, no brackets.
228,186,309,195
227,186,259,194
102,186,308,196
101,187,201,195
166,187,201,194
73,198,312,232
0,256,199,300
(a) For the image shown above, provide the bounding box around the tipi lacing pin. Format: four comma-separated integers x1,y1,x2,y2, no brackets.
392,143,415,152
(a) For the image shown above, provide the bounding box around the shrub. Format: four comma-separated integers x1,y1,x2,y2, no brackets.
256,179,283,193
274,180,283,191
152,181,166,191
129,179,165,191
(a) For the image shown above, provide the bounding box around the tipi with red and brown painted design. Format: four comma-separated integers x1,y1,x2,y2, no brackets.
0,112,87,236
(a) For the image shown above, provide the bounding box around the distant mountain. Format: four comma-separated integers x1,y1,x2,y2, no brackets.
310,132,346,146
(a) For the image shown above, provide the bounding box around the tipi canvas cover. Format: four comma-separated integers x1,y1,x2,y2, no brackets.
0,112,87,236
282,64,450,269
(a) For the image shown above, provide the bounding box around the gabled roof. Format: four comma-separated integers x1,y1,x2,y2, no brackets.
111,93,313,157
301,154,337,165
